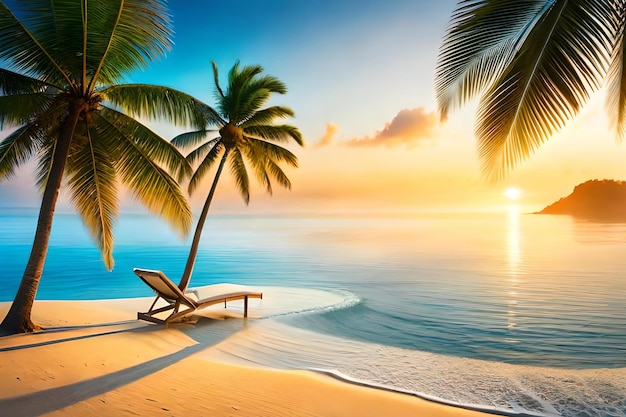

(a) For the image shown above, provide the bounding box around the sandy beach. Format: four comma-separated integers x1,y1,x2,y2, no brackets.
0,287,494,417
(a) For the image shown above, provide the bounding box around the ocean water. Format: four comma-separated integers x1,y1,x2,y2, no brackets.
1,208,625,416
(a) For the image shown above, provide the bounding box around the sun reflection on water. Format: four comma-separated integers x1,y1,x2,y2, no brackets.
506,205,521,331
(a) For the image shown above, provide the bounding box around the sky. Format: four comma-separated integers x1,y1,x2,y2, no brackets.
2,0,626,215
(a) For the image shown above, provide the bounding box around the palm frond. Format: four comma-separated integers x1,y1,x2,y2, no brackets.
245,74,288,95
234,75,287,122
0,93,53,129
240,106,295,127
10,0,173,89
461,0,614,179
243,141,272,194
3,99,67,183
103,84,210,129
246,137,299,167
185,137,220,166
24,0,87,87
187,141,223,194
92,0,173,87
605,2,626,140
35,136,55,193
435,0,550,121
211,61,225,99
99,106,191,181
244,124,304,146
221,62,264,118
228,147,250,204
0,125,44,180
438,40,518,122
65,119,118,270
199,103,226,127
37,109,98,193
233,87,271,123
0,1,72,85
0,68,53,94
181,61,301,205
243,139,297,193
265,158,291,190
171,130,218,150
92,111,192,237
227,62,264,93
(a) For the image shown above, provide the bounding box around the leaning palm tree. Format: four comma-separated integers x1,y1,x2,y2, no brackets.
435,1,623,180
172,61,303,292
0,0,207,334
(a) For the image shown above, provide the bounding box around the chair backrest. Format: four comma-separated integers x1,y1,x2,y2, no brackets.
133,268,195,307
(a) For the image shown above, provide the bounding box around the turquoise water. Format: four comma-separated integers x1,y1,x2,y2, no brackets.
1,209,625,416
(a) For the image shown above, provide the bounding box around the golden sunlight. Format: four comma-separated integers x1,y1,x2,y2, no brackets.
504,187,522,201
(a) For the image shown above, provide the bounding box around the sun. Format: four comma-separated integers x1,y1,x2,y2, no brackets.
504,187,522,200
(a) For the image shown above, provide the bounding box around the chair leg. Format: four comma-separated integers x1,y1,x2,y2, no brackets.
148,295,161,312
244,295,248,318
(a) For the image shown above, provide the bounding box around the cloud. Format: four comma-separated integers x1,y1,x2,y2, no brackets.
347,107,438,148
315,123,339,148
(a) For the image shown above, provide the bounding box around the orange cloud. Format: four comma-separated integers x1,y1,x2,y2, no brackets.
347,107,438,148
315,123,339,148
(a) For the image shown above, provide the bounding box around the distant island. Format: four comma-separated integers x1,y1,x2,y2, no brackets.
536,179,626,221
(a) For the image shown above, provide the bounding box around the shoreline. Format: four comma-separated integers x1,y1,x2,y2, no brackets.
306,369,539,417
0,292,497,417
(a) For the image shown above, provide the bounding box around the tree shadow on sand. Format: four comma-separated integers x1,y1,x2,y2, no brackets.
0,320,141,352
0,315,253,417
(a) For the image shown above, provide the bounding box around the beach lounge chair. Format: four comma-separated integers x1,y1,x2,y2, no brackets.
133,268,263,325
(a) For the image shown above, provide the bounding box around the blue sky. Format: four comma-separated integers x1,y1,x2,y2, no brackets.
2,1,626,213
131,0,455,138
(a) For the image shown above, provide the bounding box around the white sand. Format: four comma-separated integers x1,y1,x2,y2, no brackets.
0,287,492,417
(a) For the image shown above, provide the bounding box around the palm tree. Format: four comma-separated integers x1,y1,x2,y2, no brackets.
172,61,303,292
435,1,623,180
0,0,207,334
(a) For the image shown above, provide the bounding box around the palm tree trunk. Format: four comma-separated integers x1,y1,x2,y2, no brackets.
178,149,230,292
0,101,83,334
